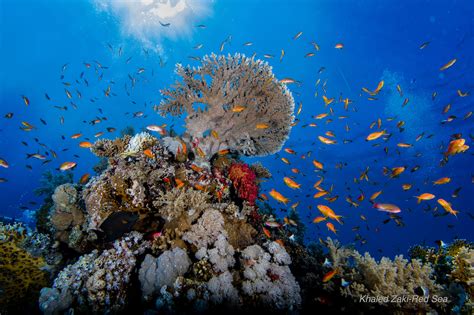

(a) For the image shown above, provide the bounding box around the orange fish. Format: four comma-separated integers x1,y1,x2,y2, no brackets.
315,113,329,119
334,43,344,49
313,159,324,170
322,268,338,282
284,148,296,154
71,133,82,139
370,190,383,201
445,138,469,156
79,173,90,184
263,227,271,238
366,130,385,141
322,96,334,106
402,184,412,191
437,198,458,216
318,136,336,145
314,191,329,198
373,203,401,213
218,149,229,156
326,222,337,234
390,167,405,178
175,178,185,189
318,205,343,224
439,58,456,71
269,189,289,204
312,216,327,223
283,177,301,189
314,177,324,187
433,177,451,185
143,149,155,159
59,161,76,171
415,193,435,203
79,141,93,148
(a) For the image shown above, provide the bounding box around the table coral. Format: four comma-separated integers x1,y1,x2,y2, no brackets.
156,53,295,159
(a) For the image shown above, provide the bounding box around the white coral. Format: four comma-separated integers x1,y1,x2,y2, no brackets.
183,209,226,249
139,247,192,300
240,243,301,310
124,132,154,155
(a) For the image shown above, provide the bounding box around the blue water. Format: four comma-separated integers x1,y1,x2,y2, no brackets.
1,0,473,258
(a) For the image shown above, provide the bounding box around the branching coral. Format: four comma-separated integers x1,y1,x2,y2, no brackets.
156,53,295,158
91,135,131,158
324,238,449,311
228,163,258,205
153,187,211,222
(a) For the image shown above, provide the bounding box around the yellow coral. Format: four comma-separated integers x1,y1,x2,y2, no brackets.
0,229,49,311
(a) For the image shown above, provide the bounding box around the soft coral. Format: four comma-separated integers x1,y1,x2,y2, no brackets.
228,163,258,205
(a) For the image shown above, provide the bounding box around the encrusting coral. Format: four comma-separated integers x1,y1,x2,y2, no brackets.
156,53,295,160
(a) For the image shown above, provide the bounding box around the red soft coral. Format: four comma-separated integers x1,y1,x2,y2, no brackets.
228,163,258,205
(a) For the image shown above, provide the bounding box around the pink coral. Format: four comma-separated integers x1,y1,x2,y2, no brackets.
228,163,258,206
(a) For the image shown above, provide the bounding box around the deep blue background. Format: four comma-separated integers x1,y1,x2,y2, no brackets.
1,0,473,258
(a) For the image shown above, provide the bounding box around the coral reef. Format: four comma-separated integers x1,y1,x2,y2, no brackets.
156,53,295,159
21,55,471,315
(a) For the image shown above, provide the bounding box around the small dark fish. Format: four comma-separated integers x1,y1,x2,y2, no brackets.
159,21,170,27
452,187,462,198
419,41,430,49
40,118,47,125
0,178,7,183
411,165,420,172
45,93,51,100
4,113,13,119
